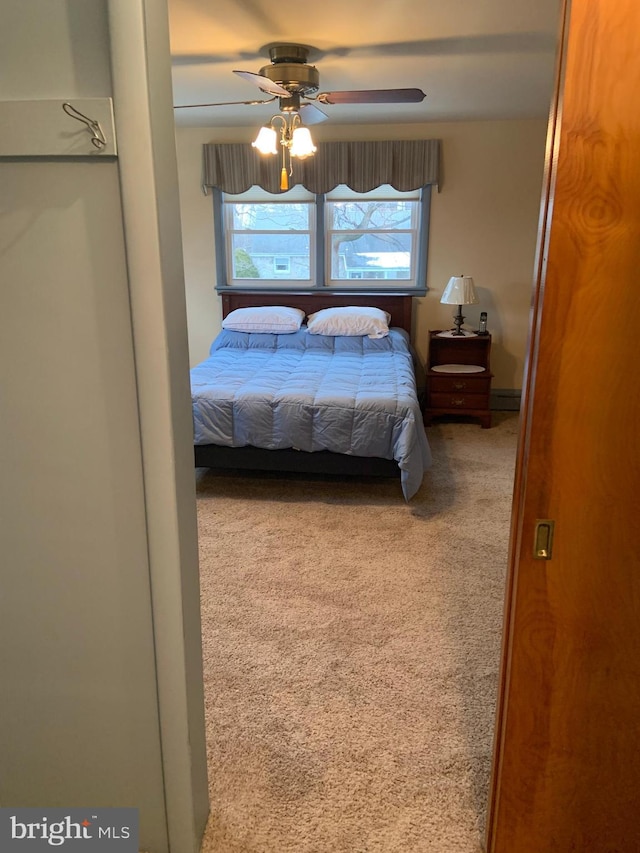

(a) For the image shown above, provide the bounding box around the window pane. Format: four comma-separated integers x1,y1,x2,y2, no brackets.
230,203,310,231
330,200,415,231
330,232,413,280
231,234,311,280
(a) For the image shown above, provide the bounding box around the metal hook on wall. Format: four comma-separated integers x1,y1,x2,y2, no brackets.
62,102,107,149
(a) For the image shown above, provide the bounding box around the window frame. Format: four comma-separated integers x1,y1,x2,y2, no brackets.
213,185,431,296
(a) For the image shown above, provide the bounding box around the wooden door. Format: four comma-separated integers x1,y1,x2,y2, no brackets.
487,1,640,850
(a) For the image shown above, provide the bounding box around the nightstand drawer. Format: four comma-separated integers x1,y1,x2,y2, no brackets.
429,392,490,410
428,375,491,394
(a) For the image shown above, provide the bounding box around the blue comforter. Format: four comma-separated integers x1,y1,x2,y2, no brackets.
191,327,432,499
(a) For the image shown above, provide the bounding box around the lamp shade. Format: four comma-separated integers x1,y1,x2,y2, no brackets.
251,125,278,155
289,126,316,158
440,275,478,305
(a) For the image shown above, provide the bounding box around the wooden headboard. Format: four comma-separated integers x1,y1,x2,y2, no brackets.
220,292,414,336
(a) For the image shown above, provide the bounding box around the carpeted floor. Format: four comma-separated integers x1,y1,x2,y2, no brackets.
195,413,519,853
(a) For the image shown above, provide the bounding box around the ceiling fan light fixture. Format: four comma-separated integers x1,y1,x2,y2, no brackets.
251,113,317,190
251,125,278,155
289,126,316,159
253,114,317,159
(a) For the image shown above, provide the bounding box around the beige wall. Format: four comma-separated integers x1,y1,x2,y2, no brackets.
177,118,547,390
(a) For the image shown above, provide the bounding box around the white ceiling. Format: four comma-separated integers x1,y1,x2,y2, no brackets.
169,0,561,128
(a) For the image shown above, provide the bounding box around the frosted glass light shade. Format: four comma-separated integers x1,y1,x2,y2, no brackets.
252,126,278,155
289,127,317,159
440,275,479,305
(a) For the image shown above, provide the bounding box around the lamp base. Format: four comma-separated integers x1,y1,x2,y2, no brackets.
451,305,466,336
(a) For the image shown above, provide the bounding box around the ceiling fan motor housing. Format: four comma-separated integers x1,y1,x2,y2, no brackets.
259,44,320,96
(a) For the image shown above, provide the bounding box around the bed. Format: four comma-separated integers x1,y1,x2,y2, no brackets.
191,293,431,499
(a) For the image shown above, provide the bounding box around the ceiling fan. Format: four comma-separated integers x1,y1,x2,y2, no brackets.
174,42,426,124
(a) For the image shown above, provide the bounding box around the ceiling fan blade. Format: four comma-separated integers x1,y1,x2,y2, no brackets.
233,70,291,97
299,102,329,125
317,88,426,105
171,50,264,67
174,97,276,110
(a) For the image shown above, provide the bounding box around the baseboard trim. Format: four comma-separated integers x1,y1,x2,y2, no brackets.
490,389,521,411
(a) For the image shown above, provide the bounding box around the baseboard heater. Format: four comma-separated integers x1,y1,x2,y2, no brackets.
490,389,521,411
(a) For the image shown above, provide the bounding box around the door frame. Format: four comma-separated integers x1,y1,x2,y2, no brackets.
108,2,210,851
486,2,570,842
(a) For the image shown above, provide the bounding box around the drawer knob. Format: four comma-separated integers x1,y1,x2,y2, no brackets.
453,381,467,390
452,397,466,406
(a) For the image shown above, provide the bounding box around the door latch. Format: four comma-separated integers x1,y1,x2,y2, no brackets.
533,519,555,560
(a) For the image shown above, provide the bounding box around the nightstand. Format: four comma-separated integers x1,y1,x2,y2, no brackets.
423,330,493,428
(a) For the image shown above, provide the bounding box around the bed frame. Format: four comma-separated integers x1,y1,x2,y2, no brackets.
194,292,416,481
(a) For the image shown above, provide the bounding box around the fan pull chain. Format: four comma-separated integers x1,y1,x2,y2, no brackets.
280,143,289,191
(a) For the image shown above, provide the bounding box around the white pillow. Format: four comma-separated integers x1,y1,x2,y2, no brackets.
221,305,305,334
306,306,391,339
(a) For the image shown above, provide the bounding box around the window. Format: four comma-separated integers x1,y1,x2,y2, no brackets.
215,184,431,294
325,186,419,286
222,185,314,287
274,257,291,274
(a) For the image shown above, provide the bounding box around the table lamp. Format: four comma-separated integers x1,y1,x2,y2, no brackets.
440,275,479,336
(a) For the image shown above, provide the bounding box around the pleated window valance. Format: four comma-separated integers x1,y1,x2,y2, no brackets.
202,139,441,195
